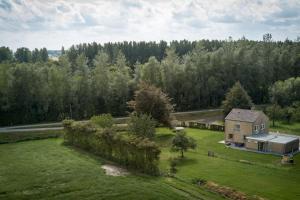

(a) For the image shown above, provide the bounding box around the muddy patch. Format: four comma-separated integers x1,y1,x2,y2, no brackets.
101,164,129,176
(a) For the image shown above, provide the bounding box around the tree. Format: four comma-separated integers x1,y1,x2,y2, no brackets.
128,82,174,126
128,113,156,138
266,104,282,127
171,131,197,158
15,47,31,63
90,114,114,128
222,81,253,116
0,46,13,63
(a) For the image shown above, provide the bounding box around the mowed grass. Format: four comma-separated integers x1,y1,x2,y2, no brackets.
0,138,224,200
270,121,300,136
156,128,300,200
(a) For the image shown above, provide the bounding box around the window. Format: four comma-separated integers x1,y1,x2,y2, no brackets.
261,123,265,130
228,134,233,139
234,124,240,131
254,125,259,132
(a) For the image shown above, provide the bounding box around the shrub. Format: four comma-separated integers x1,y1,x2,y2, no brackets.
90,114,114,128
128,113,156,138
169,158,178,174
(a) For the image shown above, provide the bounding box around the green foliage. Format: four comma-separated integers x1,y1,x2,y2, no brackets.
128,82,174,126
2,38,300,126
0,46,13,62
90,114,114,128
171,131,197,158
222,81,253,116
269,77,300,107
128,113,156,138
266,104,282,126
63,120,161,175
169,158,178,174
268,77,300,123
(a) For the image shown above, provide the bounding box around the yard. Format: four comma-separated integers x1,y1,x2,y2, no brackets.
156,128,300,200
1,128,299,200
0,137,223,200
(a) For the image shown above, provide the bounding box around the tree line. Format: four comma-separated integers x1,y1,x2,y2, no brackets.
0,34,300,125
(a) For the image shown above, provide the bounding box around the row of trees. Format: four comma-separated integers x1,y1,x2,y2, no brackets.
1,34,300,125
0,47,48,63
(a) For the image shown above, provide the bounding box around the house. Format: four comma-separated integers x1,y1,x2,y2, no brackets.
225,108,299,154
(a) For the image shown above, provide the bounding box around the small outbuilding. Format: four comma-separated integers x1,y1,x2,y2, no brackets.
246,134,299,154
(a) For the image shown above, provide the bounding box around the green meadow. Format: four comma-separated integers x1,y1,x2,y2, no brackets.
1,128,299,200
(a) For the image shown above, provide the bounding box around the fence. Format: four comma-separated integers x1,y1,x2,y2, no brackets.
178,121,224,132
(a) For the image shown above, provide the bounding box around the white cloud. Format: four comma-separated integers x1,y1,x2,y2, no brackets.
0,0,299,50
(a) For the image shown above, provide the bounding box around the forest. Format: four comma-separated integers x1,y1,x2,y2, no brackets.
0,34,300,126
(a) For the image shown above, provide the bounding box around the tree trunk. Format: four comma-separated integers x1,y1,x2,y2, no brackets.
181,150,184,158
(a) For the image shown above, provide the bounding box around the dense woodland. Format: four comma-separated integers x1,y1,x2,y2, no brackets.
0,34,300,125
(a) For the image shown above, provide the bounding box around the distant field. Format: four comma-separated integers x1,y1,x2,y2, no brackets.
270,121,300,136
156,128,300,200
0,138,223,200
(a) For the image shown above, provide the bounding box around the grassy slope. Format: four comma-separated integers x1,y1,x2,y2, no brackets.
0,138,223,200
156,128,300,200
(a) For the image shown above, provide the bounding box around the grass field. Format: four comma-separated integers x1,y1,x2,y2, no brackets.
1,128,299,200
156,128,300,200
270,121,300,136
0,138,223,200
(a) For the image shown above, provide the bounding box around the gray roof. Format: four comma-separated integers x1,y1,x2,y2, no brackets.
225,108,263,122
246,134,299,144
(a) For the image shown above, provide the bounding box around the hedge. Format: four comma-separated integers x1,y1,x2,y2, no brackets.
63,120,160,175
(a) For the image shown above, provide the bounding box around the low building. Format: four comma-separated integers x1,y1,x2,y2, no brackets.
246,134,299,154
225,108,299,154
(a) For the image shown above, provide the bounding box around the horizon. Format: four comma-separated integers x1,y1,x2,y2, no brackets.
0,0,299,51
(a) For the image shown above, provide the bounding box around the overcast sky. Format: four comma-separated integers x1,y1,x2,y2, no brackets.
0,0,299,50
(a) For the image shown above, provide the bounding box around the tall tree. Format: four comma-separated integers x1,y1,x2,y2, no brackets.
222,81,253,116
128,82,174,126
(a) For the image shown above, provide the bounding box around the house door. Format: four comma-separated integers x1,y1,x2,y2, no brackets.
258,142,264,151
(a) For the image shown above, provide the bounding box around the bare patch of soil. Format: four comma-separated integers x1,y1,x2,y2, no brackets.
101,164,129,176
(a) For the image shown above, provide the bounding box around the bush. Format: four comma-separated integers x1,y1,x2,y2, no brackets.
90,114,114,128
128,113,156,138
169,158,178,174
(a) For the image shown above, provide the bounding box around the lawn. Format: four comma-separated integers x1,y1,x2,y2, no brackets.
0,138,223,200
270,121,300,136
1,128,299,200
156,128,300,200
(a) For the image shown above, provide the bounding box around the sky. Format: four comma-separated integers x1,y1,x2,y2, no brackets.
0,0,299,50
